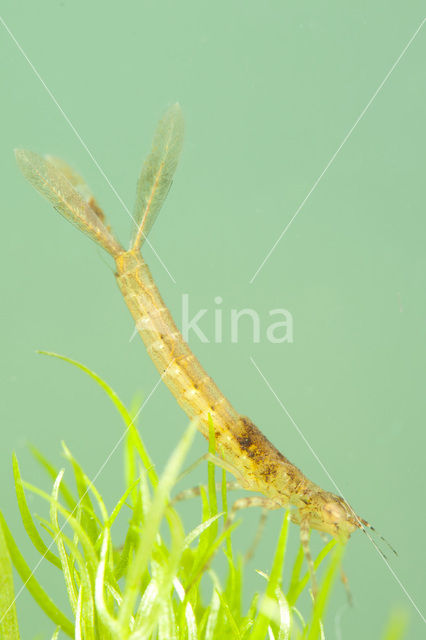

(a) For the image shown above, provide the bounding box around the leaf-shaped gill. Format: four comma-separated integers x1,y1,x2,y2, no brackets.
15,150,122,257
132,103,184,250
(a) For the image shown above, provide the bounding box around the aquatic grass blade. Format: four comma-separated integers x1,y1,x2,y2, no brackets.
275,586,291,640
157,596,178,640
268,512,290,590
124,396,145,505
95,529,122,637
0,518,20,640
76,575,96,640
183,520,238,597
133,508,186,637
37,351,158,487
107,478,140,528
29,445,76,510
12,453,61,570
287,544,304,605
62,442,109,538
381,609,409,640
305,543,345,640
204,588,221,640
2,350,373,638
173,578,198,640
131,577,159,637
223,550,243,624
183,513,224,549
50,470,78,614
249,511,290,640
21,480,99,574
118,419,198,630
75,588,83,640
36,514,96,639
288,539,336,606
0,511,74,637
215,587,242,640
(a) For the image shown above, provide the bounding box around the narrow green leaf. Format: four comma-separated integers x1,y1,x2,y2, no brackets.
0,511,74,638
12,454,61,570
61,442,104,542
50,470,78,614
204,589,220,640
133,508,186,636
118,419,198,631
65,444,108,524
29,445,76,510
173,578,198,640
35,519,95,640
286,544,304,605
21,480,98,575
249,512,290,640
288,539,336,606
113,528,135,582
381,609,409,640
95,529,122,637
268,511,290,590
0,518,20,640
184,513,224,549
75,589,83,640
275,586,291,640
223,551,243,622
132,575,160,634
306,543,345,640
107,478,140,528
125,396,144,506
37,351,158,488
157,596,178,640
215,588,241,640
193,485,212,568
184,521,238,595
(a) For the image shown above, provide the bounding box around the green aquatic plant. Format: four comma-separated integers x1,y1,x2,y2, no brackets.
0,353,400,639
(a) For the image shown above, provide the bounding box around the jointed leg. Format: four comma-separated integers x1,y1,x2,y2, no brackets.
226,496,280,528
300,519,317,598
172,480,240,504
244,507,269,563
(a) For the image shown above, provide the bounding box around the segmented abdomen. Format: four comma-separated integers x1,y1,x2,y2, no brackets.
115,251,241,439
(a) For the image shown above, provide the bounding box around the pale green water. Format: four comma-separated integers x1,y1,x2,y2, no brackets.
1,2,425,638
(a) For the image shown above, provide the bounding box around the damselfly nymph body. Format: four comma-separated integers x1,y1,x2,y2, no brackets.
16,105,371,581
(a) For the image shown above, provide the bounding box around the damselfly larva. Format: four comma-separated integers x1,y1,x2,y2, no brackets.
15,104,372,574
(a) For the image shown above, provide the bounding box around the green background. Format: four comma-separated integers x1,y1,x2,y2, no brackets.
1,1,425,637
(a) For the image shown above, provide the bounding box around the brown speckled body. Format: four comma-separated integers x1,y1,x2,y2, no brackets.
17,106,364,548
114,250,355,536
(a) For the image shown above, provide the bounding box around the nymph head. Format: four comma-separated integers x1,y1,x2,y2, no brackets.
310,492,361,542
309,491,397,558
